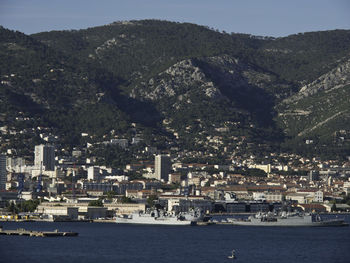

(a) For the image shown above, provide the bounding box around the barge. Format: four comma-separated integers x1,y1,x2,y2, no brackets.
0,227,78,237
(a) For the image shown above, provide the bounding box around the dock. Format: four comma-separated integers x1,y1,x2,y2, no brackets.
0,227,78,237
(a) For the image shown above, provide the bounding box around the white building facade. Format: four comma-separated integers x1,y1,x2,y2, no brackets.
155,154,171,182
34,144,55,171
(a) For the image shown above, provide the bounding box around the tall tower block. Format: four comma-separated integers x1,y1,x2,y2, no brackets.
0,154,6,190
34,144,55,171
155,154,171,182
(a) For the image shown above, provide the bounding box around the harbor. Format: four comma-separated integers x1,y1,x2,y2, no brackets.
0,226,78,237
0,218,349,263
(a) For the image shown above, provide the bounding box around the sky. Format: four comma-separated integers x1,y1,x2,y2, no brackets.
0,0,349,37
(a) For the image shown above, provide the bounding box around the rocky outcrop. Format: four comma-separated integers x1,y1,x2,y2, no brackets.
277,57,350,138
200,55,279,96
131,59,224,101
282,58,350,104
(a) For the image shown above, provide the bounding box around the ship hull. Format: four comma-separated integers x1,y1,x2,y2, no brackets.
116,218,194,225
116,213,195,225
230,217,348,227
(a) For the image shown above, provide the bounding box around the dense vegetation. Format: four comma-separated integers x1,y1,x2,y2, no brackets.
6,200,40,213
1,20,350,159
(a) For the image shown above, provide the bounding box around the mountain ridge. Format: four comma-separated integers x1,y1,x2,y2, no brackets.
1,20,350,159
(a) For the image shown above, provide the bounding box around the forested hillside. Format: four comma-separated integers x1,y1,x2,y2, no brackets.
1,20,350,158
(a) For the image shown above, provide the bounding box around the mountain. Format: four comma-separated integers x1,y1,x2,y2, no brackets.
277,58,350,157
0,26,131,148
1,20,350,159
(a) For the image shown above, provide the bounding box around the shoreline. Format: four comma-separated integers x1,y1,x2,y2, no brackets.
1,212,349,223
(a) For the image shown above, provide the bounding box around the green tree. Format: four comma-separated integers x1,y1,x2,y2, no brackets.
7,201,18,214
331,203,337,212
243,168,267,177
88,200,103,207
341,194,350,206
106,191,117,200
19,200,40,212
146,195,158,208
119,196,136,204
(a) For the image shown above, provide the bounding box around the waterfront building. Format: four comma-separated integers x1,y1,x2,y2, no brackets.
286,192,309,204
155,154,171,182
297,189,324,203
36,205,79,221
159,194,211,212
34,144,55,171
265,192,283,202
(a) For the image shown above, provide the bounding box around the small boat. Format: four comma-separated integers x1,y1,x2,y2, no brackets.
228,249,236,259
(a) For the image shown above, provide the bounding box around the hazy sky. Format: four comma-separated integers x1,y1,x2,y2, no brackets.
0,0,349,37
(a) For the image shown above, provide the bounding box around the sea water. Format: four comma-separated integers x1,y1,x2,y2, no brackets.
1,215,349,263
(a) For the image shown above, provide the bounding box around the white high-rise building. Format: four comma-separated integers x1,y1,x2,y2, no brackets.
0,154,7,190
34,145,55,171
87,166,100,181
155,154,171,182
6,157,25,172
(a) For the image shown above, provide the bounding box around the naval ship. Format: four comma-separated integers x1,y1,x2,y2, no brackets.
227,211,348,227
115,209,202,225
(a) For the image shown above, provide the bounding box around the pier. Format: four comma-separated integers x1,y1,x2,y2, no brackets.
0,227,78,237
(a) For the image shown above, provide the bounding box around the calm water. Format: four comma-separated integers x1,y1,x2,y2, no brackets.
1,215,350,263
